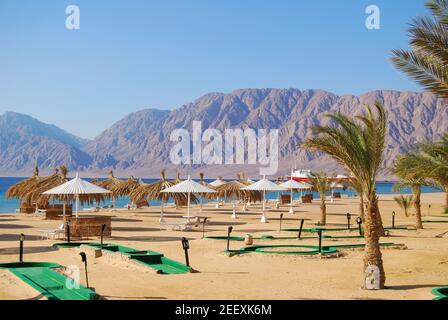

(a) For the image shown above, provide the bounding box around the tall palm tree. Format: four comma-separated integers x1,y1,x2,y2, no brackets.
309,172,331,225
392,154,429,229
391,0,448,99
302,102,388,289
394,195,414,217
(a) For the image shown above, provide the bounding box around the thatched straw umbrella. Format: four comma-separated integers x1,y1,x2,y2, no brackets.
166,172,200,208
161,176,215,219
34,166,107,206
93,170,123,208
129,170,191,222
111,176,144,208
209,176,225,208
13,166,107,216
207,180,247,218
236,173,262,207
43,173,111,219
6,165,41,210
26,166,67,207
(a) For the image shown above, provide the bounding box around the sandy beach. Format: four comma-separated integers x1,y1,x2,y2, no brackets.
1,192,447,300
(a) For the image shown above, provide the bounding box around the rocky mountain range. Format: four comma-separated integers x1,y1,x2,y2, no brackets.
1,88,447,179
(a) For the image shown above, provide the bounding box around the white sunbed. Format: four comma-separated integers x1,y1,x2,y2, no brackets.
32,209,47,217
82,207,100,212
37,223,65,240
159,220,194,231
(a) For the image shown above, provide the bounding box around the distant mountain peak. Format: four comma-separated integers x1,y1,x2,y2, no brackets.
0,111,89,148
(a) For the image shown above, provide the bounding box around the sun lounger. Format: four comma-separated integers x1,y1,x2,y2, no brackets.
82,207,100,212
159,221,193,231
32,209,47,217
37,223,65,240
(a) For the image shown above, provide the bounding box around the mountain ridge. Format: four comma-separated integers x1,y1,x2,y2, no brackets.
1,88,447,178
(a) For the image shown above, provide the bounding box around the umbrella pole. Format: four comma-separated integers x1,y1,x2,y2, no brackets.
160,197,165,223
289,189,294,214
63,201,66,222
187,192,191,218
261,190,267,223
232,201,237,219
75,194,79,218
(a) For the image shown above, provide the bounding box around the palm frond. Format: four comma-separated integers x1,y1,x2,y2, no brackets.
394,195,414,217
391,0,448,99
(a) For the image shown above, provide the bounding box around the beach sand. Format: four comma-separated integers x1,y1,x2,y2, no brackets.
0,193,447,300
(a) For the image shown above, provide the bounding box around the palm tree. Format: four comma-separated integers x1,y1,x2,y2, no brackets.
391,0,448,99
309,172,331,225
417,134,448,212
394,195,414,217
392,154,429,229
302,102,388,289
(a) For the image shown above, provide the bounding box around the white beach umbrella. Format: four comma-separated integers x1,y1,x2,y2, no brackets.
329,182,345,203
210,178,226,187
280,178,312,214
161,176,215,218
242,176,287,223
330,182,345,189
43,173,111,218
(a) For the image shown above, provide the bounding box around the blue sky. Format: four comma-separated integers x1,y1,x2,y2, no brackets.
0,0,427,139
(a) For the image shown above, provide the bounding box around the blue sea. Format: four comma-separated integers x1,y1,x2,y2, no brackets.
0,177,442,214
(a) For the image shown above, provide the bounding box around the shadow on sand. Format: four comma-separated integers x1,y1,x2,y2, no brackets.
0,224,33,229
110,235,194,242
386,284,441,290
0,234,42,241
208,221,246,226
233,228,276,233
0,245,58,255
112,227,160,232
111,218,143,223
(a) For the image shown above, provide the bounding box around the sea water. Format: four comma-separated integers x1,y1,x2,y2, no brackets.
0,177,442,214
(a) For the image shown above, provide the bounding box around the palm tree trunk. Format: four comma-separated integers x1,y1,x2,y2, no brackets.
359,193,365,220
365,200,385,236
376,206,385,236
445,190,448,211
413,187,423,229
319,198,326,225
363,193,386,289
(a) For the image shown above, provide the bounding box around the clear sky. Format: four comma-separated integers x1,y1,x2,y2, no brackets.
0,0,428,139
